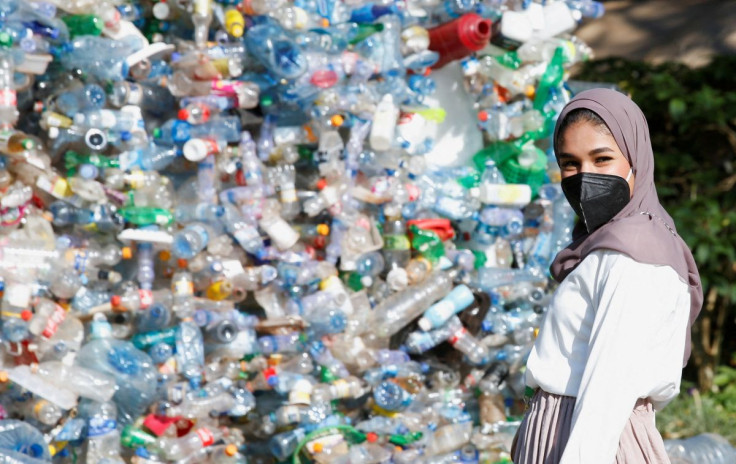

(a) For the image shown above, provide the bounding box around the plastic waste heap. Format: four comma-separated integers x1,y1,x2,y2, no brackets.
9,1,723,464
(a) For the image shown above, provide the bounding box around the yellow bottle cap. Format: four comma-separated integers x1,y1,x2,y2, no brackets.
330,114,344,127
225,444,238,457
316,224,330,236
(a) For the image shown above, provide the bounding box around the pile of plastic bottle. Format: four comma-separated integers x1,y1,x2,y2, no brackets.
0,0,611,463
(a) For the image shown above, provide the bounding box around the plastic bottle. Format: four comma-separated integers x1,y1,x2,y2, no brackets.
370,270,455,338
74,317,158,425
664,433,736,464
78,399,124,463
428,14,492,69
244,20,307,79
151,426,228,461
369,94,399,152
0,49,19,127
0,420,51,461
418,284,476,331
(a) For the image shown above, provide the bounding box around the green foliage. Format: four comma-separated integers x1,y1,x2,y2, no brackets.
573,55,736,331
656,367,736,445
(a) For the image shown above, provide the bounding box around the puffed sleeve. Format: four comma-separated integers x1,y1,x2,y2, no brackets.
559,251,691,464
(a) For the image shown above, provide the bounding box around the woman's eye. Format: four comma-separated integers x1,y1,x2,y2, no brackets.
594,156,613,163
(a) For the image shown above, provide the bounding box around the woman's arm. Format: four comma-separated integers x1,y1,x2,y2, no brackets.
559,251,690,464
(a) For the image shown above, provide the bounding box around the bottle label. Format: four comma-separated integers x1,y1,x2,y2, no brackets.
139,289,153,309
36,175,71,199
233,226,259,244
279,186,298,204
196,427,215,447
332,379,350,398
448,328,467,345
289,388,311,405
479,184,532,207
88,416,117,437
41,304,67,338
280,405,302,423
69,249,88,273
126,83,143,105
4,283,31,309
172,279,194,297
0,130,14,148
383,234,410,251
0,89,17,108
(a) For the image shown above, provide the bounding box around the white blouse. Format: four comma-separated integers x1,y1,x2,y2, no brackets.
524,249,691,464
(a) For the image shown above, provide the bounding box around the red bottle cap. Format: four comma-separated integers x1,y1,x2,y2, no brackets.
428,13,492,69
110,295,122,307
457,14,492,52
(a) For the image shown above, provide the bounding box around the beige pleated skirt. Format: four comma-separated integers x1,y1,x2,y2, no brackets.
511,389,671,464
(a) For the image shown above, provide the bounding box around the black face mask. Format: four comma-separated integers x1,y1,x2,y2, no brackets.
561,171,632,234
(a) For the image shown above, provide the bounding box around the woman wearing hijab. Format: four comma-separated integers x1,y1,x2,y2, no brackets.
510,89,703,463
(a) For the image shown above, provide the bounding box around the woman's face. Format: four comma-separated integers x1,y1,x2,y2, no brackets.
558,121,635,197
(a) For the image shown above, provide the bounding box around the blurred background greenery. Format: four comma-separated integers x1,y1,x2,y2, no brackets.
570,54,736,443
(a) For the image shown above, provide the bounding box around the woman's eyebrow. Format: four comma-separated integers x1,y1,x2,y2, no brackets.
588,147,615,155
558,147,615,159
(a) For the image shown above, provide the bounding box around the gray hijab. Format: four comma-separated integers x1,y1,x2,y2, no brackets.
550,88,703,367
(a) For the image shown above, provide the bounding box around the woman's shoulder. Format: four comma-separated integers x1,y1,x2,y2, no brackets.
575,249,687,286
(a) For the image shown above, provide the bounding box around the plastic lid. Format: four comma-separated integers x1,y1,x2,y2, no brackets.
182,138,210,162
366,432,378,443
177,258,188,269
20,310,33,321
159,250,171,261
316,224,330,236
417,317,431,332
330,114,344,127
477,110,489,122
177,108,189,120
458,14,492,52
0,371,8,383
230,24,244,38
0,31,12,48
122,246,133,259
316,179,327,190
225,444,238,457
110,295,122,307
152,2,170,20
312,442,324,453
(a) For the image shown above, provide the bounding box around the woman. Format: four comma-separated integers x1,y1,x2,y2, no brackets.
511,89,703,463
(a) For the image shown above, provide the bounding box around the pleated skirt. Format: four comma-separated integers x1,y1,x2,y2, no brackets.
511,389,671,464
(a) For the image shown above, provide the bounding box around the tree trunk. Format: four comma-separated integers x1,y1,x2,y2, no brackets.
691,287,728,392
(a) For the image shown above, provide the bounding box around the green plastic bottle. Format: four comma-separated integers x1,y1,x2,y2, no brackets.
64,151,120,171
62,15,104,38
409,225,445,264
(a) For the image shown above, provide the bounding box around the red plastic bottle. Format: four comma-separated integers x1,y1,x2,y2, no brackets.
428,13,492,69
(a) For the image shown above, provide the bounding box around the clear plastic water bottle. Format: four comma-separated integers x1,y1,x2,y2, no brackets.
664,433,736,464
75,319,158,425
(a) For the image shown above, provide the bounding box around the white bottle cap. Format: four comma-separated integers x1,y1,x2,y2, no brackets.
417,317,432,332
182,138,214,162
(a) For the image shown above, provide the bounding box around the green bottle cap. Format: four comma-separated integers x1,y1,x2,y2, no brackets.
0,32,13,48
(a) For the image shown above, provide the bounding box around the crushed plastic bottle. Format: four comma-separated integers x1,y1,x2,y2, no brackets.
0,0,604,462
